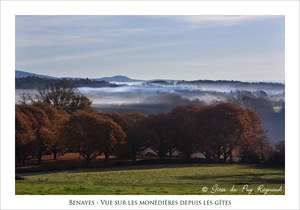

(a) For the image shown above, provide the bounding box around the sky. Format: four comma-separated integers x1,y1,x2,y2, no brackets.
15,15,285,81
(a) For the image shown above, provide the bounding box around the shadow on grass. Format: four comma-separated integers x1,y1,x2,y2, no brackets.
17,161,284,179
247,164,285,170
17,158,220,174
17,162,216,176
177,172,285,185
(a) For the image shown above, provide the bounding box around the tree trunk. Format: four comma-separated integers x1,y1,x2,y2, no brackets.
104,153,109,162
53,151,57,160
37,156,42,164
204,152,211,163
224,153,230,163
184,152,191,162
22,157,26,166
131,153,136,162
159,153,165,162
86,155,91,167
217,153,221,162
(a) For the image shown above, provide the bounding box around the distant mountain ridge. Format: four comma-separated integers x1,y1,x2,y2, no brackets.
15,70,285,85
95,75,143,82
15,70,142,83
15,70,57,79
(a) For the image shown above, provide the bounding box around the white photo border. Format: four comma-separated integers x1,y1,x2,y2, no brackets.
1,1,299,210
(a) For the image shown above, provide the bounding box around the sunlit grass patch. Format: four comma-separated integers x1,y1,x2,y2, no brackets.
16,164,284,195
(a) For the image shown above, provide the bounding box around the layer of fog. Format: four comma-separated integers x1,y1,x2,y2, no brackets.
15,89,38,103
15,82,285,142
78,82,284,106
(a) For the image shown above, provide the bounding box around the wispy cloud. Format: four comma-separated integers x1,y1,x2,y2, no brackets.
16,16,109,31
16,42,186,66
174,15,283,27
16,33,110,48
108,28,149,36
16,16,149,48
16,15,283,48
15,15,284,81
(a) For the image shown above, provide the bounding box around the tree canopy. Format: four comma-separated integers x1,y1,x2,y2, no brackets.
16,101,278,166
36,81,92,114
65,111,125,164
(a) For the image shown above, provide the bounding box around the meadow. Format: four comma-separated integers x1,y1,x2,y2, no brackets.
16,164,284,195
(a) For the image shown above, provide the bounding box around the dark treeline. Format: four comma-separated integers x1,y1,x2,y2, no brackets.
16,76,117,89
177,79,284,89
15,82,284,168
227,90,285,142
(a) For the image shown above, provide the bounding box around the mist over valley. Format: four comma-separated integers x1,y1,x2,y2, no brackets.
15,71,285,142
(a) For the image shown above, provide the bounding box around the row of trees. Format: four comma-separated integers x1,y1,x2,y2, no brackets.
16,76,116,89
16,101,277,166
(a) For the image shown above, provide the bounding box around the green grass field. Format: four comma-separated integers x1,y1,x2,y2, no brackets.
15,164,284,195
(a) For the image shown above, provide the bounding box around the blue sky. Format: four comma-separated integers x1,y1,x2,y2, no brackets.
15,15,284,81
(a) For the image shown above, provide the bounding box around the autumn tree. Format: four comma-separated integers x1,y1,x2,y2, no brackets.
17,104,51,164
197,103,267,163
93,112,127,161
67,95,92,114
107,112,148,162
65,111,125,164
33,102,69,159
239,134,272,164
198,103,247,162
146,112,175,161
170,104,202,160
238,109,271,164
15,108,34,165
210,103,248,162
195,105,220,162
